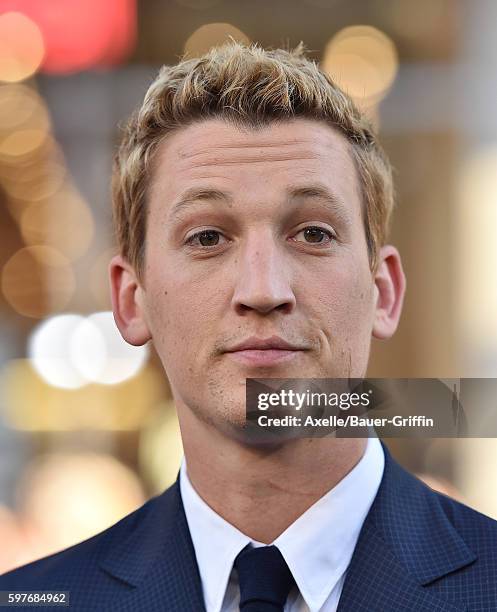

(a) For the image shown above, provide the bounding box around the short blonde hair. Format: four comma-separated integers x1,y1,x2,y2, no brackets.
112,41,394,282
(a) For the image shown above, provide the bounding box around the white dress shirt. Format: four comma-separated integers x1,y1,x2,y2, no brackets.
179,436,385,612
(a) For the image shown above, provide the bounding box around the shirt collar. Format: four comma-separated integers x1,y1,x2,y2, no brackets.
273,435,384,610
180,436,385,612
179,461,252,612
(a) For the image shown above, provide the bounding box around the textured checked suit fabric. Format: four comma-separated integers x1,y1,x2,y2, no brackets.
2,442,497,611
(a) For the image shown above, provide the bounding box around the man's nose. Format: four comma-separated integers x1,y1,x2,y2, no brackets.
231,234,296,315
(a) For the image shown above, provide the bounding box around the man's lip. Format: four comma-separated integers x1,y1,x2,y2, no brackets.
225,348,302,367
223,335,307,367
225,335,306,352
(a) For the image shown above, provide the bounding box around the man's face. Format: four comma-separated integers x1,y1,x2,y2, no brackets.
128,118,383,434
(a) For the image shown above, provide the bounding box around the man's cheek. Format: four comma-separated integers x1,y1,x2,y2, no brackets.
147,298,182,359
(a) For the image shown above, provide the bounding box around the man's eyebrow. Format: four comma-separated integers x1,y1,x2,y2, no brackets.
168,188,232,221
167,184,351,222
286,184,352,223
287,184,347,208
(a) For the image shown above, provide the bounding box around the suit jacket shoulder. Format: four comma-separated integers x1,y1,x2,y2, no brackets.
336,443,497,612
436,484,497,554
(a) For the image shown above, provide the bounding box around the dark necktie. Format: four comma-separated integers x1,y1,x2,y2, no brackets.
234,544,296,611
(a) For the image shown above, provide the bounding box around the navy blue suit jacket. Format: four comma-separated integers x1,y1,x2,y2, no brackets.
2,441,497,611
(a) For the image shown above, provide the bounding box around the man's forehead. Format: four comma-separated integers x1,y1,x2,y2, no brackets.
146,119,360,216
154,117,354,169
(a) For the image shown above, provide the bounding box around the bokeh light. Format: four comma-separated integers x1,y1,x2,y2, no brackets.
1,0,136,75
16,453,145,560
20,185,94,261
1,160,65,202
88,249,115,310
0,84,49,131
0,136,63,181
0,12,45,82
1,246,75,318
28,314,87,389
456,147,497,349
0,128,49,160
70,311,149,385
28,312,149,390
322,25,398,109
1,358,164,431
184,23,250,57
139,404,184,494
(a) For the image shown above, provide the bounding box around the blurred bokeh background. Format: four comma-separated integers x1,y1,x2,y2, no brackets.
1,0,497,573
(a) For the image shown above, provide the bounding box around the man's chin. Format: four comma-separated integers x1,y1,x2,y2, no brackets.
212,409,306,448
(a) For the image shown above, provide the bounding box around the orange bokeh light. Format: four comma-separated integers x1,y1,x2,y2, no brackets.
0,11,44,82
1,0,136,74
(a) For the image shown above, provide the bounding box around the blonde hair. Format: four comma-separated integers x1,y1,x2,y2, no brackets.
112,41,394,282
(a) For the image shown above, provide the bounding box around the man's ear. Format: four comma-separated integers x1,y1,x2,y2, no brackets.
372,245,406,340
109,254,152,346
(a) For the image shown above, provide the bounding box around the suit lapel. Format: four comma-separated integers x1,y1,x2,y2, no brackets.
100,480,206,612
337,521,468,612
337,442,476,612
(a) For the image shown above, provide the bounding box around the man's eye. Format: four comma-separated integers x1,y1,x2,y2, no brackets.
293,226,335,245
186,229,225,247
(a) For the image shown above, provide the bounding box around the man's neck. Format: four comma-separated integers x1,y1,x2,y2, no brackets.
178,407,368,544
